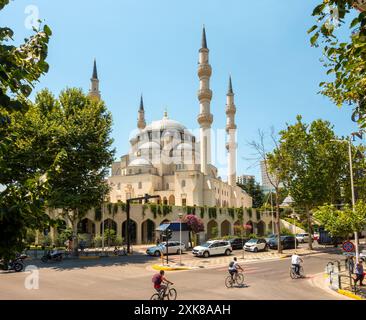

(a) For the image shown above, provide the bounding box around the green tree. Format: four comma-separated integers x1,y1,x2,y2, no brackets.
238,177,264,208
40,88,115,254
0,1,52,261
268,116,349,250
308,1,366,128
314,201,366,238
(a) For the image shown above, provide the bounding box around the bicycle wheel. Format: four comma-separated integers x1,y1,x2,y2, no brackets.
236,273,244,285
225,276,234,288
299,266,304,278
167,288,177,300
150,293,161,300
290,268,296,279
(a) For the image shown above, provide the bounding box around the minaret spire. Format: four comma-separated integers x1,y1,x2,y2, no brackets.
137,94,146,130
89,59,101,100
197,26,213,176
226,75,237,186
202,25,208,49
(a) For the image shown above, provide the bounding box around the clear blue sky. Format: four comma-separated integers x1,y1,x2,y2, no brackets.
3,0,360,181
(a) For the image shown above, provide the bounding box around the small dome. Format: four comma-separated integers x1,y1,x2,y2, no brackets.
139,141,161,150
128,158,152,167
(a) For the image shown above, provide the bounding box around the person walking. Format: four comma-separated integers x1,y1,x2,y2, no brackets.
347,256,355,274
354,260,364,286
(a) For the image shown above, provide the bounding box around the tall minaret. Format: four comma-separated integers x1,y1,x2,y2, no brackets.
137,95,146,130
89,59,101,100
197,26,213,175
226,76,237,186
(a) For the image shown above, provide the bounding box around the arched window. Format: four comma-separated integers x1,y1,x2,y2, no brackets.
138,182,142,189
181,180,186,188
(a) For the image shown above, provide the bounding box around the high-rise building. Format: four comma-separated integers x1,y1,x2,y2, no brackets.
237,175,255,185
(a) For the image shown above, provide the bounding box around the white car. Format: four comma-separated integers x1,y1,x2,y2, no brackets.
192,240,232,258
296,233,311,243
146,241,185,256
244,238,268,252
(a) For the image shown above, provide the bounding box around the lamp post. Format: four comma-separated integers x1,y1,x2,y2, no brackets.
331,137,360,263
178,212,183,266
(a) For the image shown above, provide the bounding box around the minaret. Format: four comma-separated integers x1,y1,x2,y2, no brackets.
137,95,146,130
226,76,237,186
197,26,213,175
89,59,101,100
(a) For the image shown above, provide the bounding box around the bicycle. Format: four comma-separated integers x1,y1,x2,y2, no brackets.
150,283,177,300
225,271,244,288
290,265,305,279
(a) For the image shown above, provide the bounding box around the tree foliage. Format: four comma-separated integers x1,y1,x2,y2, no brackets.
238,177,264,208
308,1,366,128
314,201,366,238
268,116,350,249
0,1,52,260
183,214,204,234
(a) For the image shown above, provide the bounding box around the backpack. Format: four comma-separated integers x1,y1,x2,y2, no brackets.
152,274,162,285
229,261,235,268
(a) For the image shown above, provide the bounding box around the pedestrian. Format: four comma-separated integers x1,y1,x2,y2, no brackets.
354,260,364,286
347,256,355,274
156,238,160,246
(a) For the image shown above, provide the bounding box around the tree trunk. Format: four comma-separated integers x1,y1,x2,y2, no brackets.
306,205,313,250
276,189,282,254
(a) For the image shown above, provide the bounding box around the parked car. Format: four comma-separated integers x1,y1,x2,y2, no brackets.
228,238,249,250
243,238,268,252
296,233,311,243
268,236,299,250
265,234,276,243
192,240,232,258
146,241,185,257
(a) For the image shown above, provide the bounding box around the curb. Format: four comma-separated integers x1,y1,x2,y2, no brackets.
337,289,364,300
152,264,195,271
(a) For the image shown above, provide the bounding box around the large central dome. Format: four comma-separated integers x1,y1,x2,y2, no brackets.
144,112,187,132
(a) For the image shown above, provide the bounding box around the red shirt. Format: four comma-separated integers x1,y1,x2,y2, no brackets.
153,275,162,289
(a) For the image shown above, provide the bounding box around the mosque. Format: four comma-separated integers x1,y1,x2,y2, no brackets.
48,28,273,245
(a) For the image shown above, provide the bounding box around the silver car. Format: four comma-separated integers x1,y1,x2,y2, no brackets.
146,241,185,256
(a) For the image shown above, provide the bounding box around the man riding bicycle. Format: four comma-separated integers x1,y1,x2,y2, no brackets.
152,270,173,295
228,257,243,280
291,252,303,276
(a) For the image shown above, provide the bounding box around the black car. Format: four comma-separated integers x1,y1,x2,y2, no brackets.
268,236,299,250
228,238,249,250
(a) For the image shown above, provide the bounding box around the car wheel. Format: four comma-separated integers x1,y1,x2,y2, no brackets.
225,249,231,256
254,247,258,253
203,251,210,258
154,251,161,257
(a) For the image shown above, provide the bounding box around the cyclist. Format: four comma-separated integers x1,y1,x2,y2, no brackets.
291,252,303,276
152,270,173,295
228,257,243,280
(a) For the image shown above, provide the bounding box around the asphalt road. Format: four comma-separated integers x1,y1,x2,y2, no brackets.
0,252,347,300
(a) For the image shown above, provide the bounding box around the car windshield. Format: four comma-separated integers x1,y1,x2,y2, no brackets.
200,242,213,248
247,239,257,243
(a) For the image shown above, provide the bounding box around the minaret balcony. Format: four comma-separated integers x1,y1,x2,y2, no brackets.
198,64,212,78
197,89,213,101
197,113,213,126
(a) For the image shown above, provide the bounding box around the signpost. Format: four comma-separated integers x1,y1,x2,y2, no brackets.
342,240,355,253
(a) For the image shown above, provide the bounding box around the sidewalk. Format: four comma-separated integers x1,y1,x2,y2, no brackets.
150,246,342,271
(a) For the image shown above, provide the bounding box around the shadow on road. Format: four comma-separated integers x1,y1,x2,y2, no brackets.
21,252,158,272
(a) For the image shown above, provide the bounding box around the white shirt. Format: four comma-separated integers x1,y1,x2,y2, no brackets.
291,255,301,265
229,261,239,271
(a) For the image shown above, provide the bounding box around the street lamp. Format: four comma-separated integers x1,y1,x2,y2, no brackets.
331,138,360,263
178,212,183,266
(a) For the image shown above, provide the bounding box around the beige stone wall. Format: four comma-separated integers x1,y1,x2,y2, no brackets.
53,204,273,245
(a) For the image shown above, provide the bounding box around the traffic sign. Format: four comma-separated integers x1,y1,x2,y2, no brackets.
342,241,355,252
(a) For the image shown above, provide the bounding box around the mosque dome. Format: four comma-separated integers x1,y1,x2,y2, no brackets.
128,158,153,167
